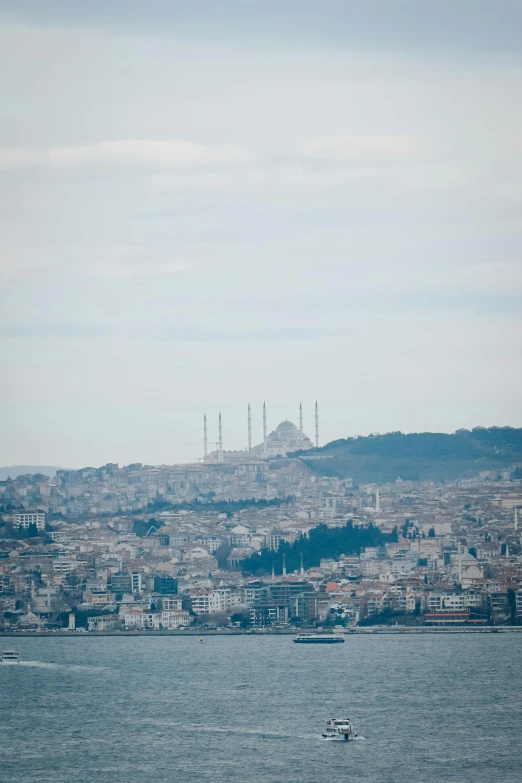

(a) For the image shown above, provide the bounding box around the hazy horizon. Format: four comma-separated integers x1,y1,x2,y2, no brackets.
1,420,521,473
2,1,522,466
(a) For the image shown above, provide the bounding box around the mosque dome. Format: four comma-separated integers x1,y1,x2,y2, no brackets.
261,419,313,456
274,420,300,438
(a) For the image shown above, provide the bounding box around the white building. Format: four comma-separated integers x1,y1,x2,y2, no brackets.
123,610,161,629
426,591,464,612
191,588,244,615
266,531,282,551
130,572,143,595
161,597,183,611
199,537,221,554
243,583,267,606
229,525,252,548
160,610,191,629
12,511,45,531
53,556,77,574
87,615,121,632
122,608,190,630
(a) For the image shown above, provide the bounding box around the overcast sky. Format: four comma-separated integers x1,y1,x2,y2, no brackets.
1,1,521,467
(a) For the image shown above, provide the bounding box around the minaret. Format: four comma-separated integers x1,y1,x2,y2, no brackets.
282,553,287,577
263,401,268,457
203,414,208,460
375,489,380,514
218,412,223,462
248,403,252,452
515,507,518,532
315,400,319,448
300,551,304,576
299,403,303,435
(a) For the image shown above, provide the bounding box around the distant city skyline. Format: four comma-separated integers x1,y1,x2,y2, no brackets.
1,2,521,466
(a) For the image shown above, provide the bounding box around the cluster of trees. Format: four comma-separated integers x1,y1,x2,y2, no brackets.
301,427,522,461
193,611,231,628
400,520,435,540
291,427,522,483
358,609,421,627
132,519,158,537
0,522,44,540
241,521,397,576
0,502,24,513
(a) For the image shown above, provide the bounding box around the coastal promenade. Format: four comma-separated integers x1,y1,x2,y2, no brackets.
2,626,522,637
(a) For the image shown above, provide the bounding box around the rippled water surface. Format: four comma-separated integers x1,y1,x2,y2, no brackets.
1,634,521,782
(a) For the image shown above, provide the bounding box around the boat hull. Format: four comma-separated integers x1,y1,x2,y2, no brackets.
293,638,344,644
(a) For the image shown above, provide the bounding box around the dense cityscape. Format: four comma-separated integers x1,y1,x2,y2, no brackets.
2,3,521,782
1,419,521,635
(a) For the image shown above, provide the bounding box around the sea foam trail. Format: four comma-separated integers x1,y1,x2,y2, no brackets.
16,661,105,672
141,719,313,740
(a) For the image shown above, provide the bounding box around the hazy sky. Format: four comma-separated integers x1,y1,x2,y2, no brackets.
1,1,522,467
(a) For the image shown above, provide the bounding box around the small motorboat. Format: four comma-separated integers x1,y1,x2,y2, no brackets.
321,717,357,741
1,650,20,664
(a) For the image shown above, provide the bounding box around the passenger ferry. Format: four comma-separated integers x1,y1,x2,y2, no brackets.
321,717,357,741
293,633,344,644
1,650,20,664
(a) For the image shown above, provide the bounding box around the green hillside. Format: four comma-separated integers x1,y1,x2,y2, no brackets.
292,427,522,484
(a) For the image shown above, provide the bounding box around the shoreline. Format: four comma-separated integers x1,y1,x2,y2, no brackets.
1,627,522,637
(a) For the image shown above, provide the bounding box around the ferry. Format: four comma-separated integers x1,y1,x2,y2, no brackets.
1,650,20,664
293,633,344,644
321,717,357,741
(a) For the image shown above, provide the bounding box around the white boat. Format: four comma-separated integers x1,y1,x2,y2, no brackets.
1,650,20,664
321,717,357,741
294,633,344,644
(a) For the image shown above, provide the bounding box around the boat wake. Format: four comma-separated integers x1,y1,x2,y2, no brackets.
17,661,105,672
143,719,311,740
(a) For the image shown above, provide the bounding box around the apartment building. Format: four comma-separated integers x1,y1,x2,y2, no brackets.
12,511,46,531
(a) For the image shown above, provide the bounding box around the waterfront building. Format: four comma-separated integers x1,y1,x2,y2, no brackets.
250,602,289,626
160,610,191,629
87,615,121,632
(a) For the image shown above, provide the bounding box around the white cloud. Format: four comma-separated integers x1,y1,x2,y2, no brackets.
0,140,252,169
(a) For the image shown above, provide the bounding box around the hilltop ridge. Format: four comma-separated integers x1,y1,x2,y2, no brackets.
293,426,522,484
0,466,62,481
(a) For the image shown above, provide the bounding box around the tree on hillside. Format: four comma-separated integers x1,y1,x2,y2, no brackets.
241,521,393,576
215,541,232,569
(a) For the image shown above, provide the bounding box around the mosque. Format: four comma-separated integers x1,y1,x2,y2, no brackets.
203,402,319,463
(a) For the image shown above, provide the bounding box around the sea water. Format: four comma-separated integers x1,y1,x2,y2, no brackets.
1,634,521,783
